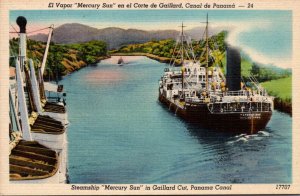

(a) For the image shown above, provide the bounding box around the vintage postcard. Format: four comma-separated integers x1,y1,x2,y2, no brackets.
0,0,299,195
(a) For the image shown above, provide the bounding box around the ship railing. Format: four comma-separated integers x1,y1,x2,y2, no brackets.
171,70,182,75
185,97,206,104
172,79,182,83
45,90,65,103
225,90,248,96
210,96,222,103
165,78,182,84
207,102,272,114
44,83,66,104
226,89,268,97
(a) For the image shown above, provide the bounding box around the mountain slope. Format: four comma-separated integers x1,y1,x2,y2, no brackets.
29,23,180,49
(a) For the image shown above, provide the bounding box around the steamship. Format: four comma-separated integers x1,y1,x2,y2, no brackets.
158,17,273,134
9,16,68,183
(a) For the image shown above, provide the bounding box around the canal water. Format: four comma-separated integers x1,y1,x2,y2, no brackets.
61,56,292,184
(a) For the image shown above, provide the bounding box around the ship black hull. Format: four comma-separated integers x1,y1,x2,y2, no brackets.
159,93,272,135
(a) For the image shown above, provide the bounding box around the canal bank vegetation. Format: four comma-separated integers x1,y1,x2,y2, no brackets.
261,76,292,115
10,38,109,80
111,31,226,65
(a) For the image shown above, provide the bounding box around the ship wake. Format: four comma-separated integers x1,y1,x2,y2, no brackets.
226,130,271,144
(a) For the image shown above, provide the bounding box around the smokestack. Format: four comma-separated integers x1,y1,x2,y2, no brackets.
16,16,27,71
16,16,27,33
226,46,241,91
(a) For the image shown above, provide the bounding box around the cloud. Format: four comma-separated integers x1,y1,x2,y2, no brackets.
220,21,292,69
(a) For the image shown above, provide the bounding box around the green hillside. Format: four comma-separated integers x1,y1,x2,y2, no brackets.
113,31,227,67
10,38,108,80
261,76,292,101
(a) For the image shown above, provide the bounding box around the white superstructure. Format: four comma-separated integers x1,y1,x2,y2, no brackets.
9,16,68,183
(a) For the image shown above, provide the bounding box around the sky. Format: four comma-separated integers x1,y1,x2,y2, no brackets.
10,10,292,68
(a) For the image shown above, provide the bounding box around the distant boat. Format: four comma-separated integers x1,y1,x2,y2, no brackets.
118,57,124,65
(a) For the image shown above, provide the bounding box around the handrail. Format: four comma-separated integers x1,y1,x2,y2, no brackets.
41,25,54,75
207,102,272,114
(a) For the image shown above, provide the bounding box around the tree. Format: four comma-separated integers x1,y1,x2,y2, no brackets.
251,63,260,77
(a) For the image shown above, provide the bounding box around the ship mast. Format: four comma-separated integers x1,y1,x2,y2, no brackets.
205,14,209,92
41,24,54,75
180,22,186,97
180,22,185,64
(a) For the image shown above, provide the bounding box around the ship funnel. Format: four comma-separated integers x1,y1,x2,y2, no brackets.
226,46,241,91
16,16,27,33
16,16,27,71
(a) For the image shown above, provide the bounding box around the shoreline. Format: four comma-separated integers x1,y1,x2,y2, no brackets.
45,55,111,81
81,55,112,66
110,52,181,66
273,98,292,116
